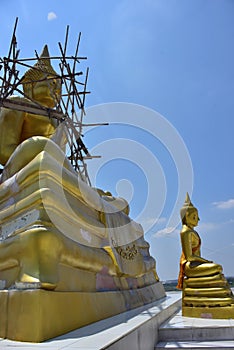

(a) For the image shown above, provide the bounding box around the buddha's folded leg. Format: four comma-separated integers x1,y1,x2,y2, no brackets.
1,136,74,182
0,228,62,289
185,261,223,278
0,227,117,290
61,233,117,276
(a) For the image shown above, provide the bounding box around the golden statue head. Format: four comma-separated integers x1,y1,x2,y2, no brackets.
180,193,199,227
22,45,61,108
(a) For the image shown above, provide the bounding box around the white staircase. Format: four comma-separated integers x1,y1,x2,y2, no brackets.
155,310,234,349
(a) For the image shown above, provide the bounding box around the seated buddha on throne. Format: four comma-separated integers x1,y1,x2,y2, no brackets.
177,193,234,318
0,45,159,293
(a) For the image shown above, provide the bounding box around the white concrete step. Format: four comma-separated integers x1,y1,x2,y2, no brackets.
155,309,234,349
159,323,234,342
155,340,234,349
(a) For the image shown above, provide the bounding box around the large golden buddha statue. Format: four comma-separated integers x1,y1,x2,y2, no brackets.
177,193,234,318
0,45,60,166
0,45,164,342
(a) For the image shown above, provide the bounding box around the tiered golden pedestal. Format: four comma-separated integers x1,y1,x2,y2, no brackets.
182,273,234,319
0,148,165,342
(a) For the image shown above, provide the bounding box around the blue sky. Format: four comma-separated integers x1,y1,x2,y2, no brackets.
0,0,234,281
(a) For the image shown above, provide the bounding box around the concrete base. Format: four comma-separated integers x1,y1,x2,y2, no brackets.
0,281,165,342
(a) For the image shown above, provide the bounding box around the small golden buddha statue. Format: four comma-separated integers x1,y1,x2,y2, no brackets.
177,193,234,318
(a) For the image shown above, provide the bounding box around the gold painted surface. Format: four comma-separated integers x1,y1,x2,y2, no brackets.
177,194,234,318
183,273,227,287
0,45,61,167
21,45,61,108
183,305,234,319
0,291,8,339
0,226,118,290
0,282,165,342
0,44,162,341
0,145,159,287
183,296,233,307
184,287,232,297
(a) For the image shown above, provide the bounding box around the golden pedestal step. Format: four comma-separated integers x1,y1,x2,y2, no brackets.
182,273,234,318
0,281,165,342
183,304,234,319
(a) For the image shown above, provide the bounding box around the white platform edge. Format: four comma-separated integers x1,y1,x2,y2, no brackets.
0,291,182,350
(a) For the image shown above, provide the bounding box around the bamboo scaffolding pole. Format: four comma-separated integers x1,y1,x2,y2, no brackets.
0,19,105,185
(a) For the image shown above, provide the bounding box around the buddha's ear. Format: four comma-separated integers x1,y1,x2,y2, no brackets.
185,211,190,221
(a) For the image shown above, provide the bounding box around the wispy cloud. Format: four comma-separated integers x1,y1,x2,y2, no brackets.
198,222,217,232
154,221,219,237
212,199,234,210
47,12,57,21
141,216,166,230
156,217,167,225
153,227,180,238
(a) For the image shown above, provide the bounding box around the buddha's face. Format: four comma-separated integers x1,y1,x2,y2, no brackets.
185,209,199,228
31,76,61,108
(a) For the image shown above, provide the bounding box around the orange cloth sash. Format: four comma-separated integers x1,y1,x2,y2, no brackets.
176,237,201,290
